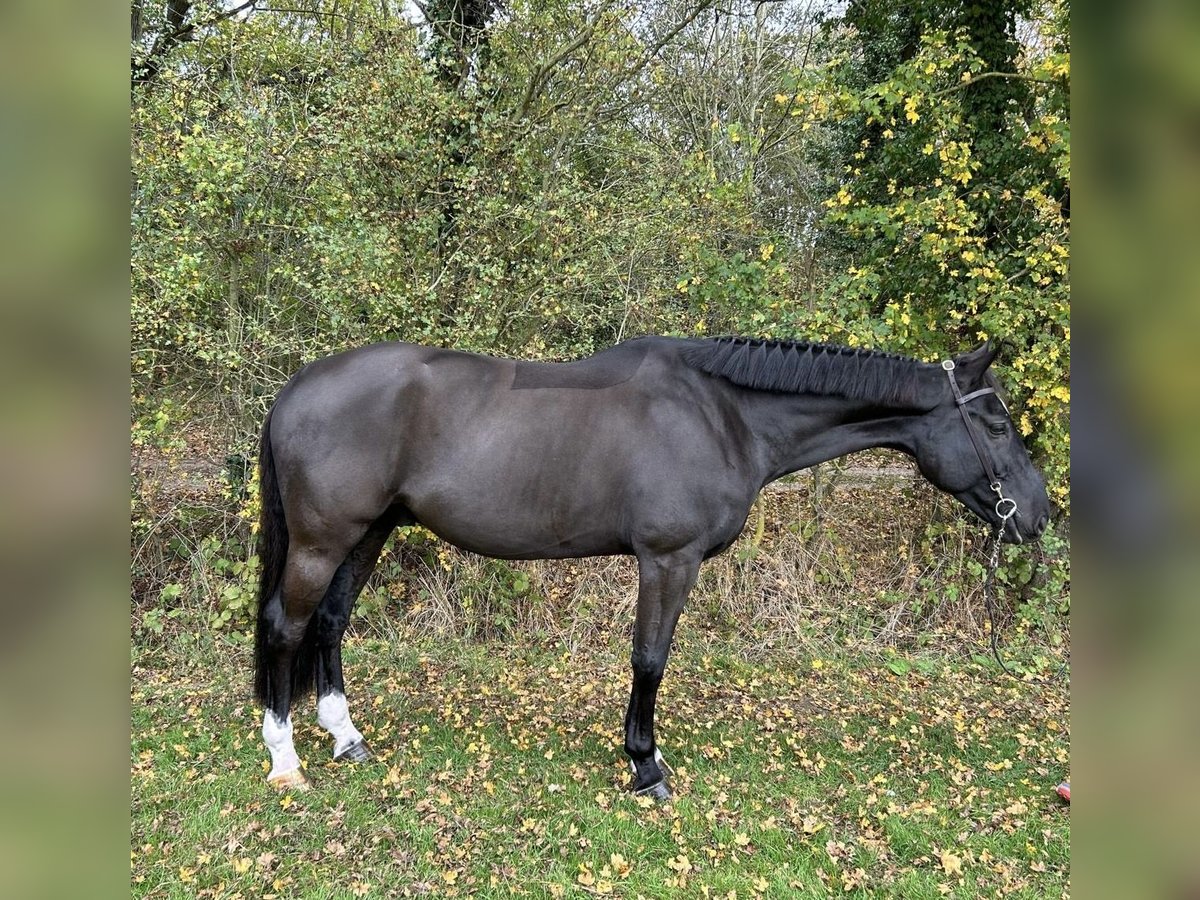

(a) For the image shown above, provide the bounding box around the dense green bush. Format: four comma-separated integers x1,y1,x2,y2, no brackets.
131,0,1068,648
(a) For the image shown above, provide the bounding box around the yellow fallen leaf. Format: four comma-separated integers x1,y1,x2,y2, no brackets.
940,850,963,876
801,816,826,835
666,854,692,873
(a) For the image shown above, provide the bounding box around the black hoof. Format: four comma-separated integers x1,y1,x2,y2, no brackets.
333,739,372,762
635,778,672,801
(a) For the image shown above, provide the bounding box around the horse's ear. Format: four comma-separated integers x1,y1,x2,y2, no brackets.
953,341,1000,380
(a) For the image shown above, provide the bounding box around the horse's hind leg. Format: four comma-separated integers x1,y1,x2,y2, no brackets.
314,507,409,762
260,538,364,789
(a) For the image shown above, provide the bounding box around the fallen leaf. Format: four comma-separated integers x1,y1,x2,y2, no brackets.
940,850,963,876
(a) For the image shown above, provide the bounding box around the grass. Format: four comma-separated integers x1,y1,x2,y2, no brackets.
131,623,1069,899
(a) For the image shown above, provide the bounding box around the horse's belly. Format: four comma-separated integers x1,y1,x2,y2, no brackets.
415,504,626,560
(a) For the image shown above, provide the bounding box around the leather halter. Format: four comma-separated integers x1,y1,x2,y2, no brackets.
941,360,1019,523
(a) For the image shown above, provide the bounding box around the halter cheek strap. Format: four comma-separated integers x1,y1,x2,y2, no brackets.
942,360,1018,524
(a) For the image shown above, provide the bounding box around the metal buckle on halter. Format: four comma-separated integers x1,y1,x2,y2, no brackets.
944,360,998,405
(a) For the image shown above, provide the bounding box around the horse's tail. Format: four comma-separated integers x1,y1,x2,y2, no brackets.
254,406,324,710
254,408,289,707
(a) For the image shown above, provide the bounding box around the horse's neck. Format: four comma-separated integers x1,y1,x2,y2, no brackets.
740,391,918,485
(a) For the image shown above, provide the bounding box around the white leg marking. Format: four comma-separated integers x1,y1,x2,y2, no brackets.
262,711,301,779
654,746,672,775
317,692,364,756
630,746,668,776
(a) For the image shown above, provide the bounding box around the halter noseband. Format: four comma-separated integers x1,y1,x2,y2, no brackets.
941,360,1019,526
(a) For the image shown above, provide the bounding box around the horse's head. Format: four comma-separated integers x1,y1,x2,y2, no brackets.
911,343,1052,544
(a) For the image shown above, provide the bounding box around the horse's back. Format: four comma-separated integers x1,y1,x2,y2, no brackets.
511,338,654,390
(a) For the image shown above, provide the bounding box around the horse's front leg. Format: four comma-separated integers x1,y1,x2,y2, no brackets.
624,550,701,800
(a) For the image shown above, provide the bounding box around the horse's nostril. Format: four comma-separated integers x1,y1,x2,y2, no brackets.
1035,513,1049,536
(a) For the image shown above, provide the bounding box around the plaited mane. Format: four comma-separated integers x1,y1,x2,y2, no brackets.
680,337,927,407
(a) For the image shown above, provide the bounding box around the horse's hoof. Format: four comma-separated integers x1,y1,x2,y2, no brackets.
635,778,672,802
333,739,372,763
267,767,311,792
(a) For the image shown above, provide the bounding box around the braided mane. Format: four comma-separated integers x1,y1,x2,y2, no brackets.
680,336,928,408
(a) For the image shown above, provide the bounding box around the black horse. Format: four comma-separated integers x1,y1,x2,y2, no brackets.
253,335,1050,796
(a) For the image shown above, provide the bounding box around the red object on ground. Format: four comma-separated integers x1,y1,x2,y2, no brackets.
1055,781,1070,802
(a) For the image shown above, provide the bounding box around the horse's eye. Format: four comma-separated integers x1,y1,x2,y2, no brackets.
988,422,1008,436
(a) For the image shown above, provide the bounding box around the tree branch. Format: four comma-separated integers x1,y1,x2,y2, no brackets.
132,0,260,89
408,0,462,53
517,19,604,120
618,1,717,90
931,70,1060,98
576,1,717,134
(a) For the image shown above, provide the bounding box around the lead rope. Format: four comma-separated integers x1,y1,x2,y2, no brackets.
981,508,1069,684
941,359,1067,685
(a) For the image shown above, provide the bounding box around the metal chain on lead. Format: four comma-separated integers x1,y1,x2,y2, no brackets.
980,508,1068,684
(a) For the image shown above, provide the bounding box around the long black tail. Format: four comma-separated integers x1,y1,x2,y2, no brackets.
254,409,290,707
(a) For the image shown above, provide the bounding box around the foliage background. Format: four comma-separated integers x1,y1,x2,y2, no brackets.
131,0,1069,659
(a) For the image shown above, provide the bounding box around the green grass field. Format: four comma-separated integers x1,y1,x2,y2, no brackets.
131,627,1068,899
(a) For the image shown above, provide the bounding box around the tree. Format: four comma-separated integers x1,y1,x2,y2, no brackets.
797,0,1070,505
